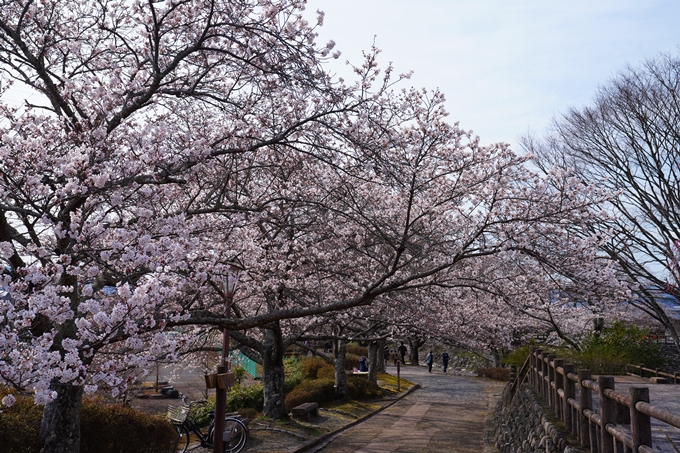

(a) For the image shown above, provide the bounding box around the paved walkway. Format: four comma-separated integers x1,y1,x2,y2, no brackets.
313,366,505,453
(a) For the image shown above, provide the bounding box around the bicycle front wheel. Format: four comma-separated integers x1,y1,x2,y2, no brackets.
173,424,190,453
222,417,248,453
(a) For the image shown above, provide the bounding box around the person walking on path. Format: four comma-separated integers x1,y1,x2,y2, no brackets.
425,350,433,373
398,342,408,365
441,351,450,373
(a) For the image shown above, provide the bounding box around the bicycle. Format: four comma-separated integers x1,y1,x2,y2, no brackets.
167,394,249,453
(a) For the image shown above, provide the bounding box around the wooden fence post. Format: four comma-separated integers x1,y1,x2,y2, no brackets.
630,387,652,453
554,358,564,419
530,347,537,387
563,363,575,434
598,376,616,453
579,369,592,449
547,354,556,409
542,351,549,400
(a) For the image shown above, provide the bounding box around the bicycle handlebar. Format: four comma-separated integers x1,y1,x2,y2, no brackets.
179,393,207,408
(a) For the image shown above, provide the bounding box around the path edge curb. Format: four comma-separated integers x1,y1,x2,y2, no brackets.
291,382,422,453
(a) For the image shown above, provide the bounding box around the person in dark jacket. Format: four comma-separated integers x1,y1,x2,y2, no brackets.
442,351,450,373
359,356,368,372
398,342,407,364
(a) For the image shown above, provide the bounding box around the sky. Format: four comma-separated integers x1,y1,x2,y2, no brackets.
304,0,680,151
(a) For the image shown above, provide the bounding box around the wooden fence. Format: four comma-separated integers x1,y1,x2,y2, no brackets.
526,347,680,453
625,364,679,383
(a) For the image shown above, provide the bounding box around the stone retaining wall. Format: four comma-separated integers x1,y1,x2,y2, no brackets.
494,383,577,453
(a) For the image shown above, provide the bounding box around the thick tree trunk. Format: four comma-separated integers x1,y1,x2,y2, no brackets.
376,340,386,373
408,337,424,365
334,339,348,400
261,324,286,419
367,341,379,383
39,381,83,453
491,348,502,367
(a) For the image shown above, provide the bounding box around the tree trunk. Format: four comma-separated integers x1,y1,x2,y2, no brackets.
491,348,502,367
334,339,348,400
408,337,424,365
39,381,84,453
377,340,386,373
367,341,379,383
261,324,286,419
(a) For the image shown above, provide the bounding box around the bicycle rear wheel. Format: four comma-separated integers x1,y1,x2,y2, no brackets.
222,417,248,453
173,424,190,453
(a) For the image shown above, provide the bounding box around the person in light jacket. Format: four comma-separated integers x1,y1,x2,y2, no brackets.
425,350,433,373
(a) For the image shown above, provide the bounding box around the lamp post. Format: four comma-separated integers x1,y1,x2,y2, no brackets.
213,263,242,453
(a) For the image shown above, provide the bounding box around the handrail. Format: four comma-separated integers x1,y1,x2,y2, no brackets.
636,401,680,428
626,363,679,383
509,353,531,401
527,347,680,452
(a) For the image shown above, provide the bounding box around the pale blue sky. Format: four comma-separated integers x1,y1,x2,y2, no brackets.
306,0,680,150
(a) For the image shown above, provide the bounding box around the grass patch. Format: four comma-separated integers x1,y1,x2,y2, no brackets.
376,372,415,393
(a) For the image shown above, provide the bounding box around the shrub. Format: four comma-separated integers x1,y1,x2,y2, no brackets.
0,388,176,453
345,353,362,371
346,375,383,399
504,322,667,376
537,321,670,375
346,344,368,356
81,397,176,453
283,378,335,413
189,396,215,427
190,383,264,428
501,345,532,368
226,383,264,413
316,364,335,380
574,321,666,374
284,357,303,394
0,388,41,453
237,407,258,421
233,366,246,386
299,356,334,380
476,367,512,381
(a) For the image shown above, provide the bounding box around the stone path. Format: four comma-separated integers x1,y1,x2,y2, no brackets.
308,366,505,453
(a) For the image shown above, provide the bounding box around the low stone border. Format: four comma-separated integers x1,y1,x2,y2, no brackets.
292,383,422,453
494,383,576,453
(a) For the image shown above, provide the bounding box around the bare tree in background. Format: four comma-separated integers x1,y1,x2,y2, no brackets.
523,53,680,351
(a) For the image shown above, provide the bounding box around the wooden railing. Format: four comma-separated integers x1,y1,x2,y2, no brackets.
528,347,680,453
625,363,679,383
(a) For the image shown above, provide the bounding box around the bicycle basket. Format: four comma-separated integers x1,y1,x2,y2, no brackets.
167,405,189,423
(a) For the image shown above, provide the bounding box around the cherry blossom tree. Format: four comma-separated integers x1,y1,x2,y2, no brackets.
0,1,629,450
0,0,389,449
206,86,627,416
